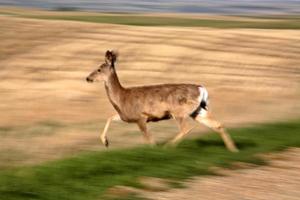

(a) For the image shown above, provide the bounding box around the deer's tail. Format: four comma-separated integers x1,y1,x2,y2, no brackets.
190,86,209,119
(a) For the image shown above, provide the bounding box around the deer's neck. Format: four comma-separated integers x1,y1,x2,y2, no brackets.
104,69,124,109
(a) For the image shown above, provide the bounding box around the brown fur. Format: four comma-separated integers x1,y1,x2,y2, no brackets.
88,50,201,123
107,73,201,123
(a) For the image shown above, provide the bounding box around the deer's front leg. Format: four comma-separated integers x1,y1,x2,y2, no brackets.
101,114,120,147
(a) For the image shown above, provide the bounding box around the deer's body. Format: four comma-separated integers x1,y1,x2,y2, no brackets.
86,50,238,152
105,71,203,123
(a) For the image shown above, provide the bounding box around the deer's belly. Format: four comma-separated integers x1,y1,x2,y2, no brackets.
146,111,172,122
118,113,138,123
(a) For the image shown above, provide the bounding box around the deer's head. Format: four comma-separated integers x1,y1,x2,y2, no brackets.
86,50,118,83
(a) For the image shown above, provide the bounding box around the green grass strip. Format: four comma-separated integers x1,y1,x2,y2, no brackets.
0,120,300,200
18,15,300,29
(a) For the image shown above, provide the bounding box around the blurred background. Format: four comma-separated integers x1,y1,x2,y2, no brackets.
0,1,300,200
1,0,300,14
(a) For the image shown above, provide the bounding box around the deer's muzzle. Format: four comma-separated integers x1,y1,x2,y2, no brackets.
86,77,93,83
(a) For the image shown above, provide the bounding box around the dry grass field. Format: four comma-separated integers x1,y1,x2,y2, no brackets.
0,8,300,167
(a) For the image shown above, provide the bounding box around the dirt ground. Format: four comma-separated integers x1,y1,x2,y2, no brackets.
143,148,300,200
0,14,300,166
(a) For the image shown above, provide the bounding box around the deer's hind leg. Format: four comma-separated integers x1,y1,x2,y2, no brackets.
194,110,238,152
101,114,120,147
167,117,195,145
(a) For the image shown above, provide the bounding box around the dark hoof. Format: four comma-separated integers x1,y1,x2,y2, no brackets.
104,138,109,147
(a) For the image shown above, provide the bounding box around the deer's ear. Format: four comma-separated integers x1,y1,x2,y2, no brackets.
105,50,118,66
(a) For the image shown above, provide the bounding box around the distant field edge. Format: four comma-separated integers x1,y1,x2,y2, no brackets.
1,10,300,29
0,119,300,200
21,15,300,29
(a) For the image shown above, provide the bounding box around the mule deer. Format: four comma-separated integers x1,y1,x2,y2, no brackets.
86,50,238,152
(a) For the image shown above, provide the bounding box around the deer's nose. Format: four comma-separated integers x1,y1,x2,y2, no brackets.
86,77,93,82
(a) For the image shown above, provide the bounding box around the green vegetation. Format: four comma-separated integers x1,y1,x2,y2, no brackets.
0,8,297,29
2,7,300,28
0,120,300,200
24,15,300,29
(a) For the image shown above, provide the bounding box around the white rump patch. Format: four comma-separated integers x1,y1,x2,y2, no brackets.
199,109,207,118
198,87,208,103
197,86,209,117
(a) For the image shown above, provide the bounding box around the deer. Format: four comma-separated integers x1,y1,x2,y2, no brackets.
86,50,238,152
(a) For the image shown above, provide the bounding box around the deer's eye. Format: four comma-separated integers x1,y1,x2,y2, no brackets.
97,69,101,72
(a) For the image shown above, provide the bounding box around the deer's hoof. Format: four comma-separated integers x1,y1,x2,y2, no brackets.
101,136,109,147
229,147,239,153
163,142,176,148
104,138,109,147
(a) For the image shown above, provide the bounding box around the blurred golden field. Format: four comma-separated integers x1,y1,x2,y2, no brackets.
1,7,300,167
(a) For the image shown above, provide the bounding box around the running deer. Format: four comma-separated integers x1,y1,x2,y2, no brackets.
86,50,238,152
